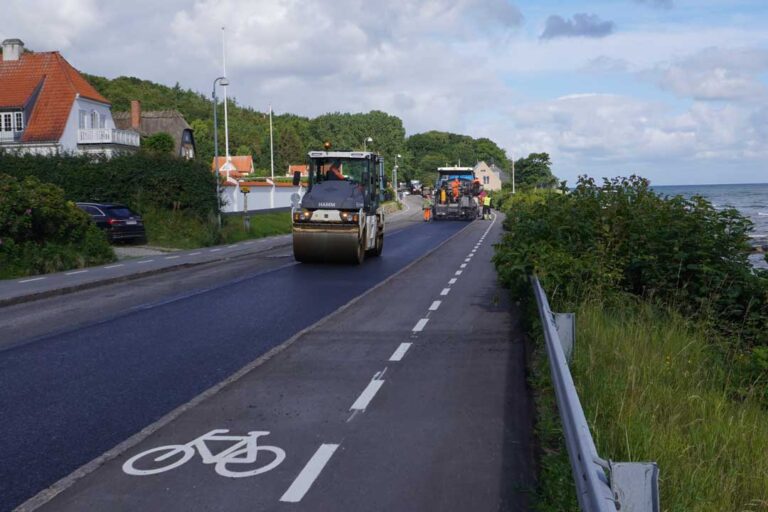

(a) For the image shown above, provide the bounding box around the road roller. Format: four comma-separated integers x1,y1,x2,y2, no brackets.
291,149,385,264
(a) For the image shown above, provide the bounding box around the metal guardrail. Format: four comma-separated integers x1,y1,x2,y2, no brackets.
531,275,659,512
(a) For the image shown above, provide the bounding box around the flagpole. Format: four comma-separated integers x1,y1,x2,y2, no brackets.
269,105,275,181
222,27,230,163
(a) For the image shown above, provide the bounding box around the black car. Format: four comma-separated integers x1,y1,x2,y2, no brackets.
76,202,146,244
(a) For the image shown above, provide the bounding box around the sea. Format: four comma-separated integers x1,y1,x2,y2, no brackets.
652,183,768,270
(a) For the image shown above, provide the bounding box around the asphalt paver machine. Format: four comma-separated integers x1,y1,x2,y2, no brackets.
292,148,385,264
433,166,480,221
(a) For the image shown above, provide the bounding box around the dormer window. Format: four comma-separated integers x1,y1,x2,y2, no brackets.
1,111,23,133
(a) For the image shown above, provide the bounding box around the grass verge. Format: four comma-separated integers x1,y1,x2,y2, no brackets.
533,295,768,511
142,208,291,249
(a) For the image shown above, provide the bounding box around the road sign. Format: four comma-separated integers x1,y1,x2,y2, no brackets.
241,186,250,194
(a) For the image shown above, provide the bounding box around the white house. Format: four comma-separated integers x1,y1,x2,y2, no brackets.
0,38,139,156
473,161,509,191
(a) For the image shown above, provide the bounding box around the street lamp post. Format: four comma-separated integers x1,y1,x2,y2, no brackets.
363,136,373,151
394,153,401,202
212,76,229,228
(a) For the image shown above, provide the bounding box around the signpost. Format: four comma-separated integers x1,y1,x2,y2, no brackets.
241,186,250,230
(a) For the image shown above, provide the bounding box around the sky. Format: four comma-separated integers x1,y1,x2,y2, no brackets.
3,0,768,185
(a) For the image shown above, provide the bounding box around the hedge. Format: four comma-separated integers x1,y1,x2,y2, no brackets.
0,152,218,217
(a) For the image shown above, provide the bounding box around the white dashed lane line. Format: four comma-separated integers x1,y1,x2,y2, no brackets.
137,260,154,264
449,278,457,285
455,270,462,276
280,444,340,503
350,370,386,411
210,248,221,253
164,255,179,260
413,318,429,332
429,300,441,311
440,288,451,296
189,252,201,256
18,277,46,283
389,342,412,361
65,270,88,276
104,264,124,269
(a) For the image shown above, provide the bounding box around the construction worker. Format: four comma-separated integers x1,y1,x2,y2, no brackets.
483,194,492,220
325,160,344,180
440,185,447,205
422,196,433,222
451,178,460,201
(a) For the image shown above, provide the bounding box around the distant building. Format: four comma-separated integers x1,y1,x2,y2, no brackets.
473,161,509,191
211,155,254,181
113,101,196,159
0,38,139,156
286,164,309,177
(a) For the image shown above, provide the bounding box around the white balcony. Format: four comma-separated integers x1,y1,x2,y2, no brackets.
0,130,22,143
77,128,140,147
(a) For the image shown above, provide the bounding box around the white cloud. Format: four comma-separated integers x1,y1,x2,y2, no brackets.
653,47,768,101
1,0,100,49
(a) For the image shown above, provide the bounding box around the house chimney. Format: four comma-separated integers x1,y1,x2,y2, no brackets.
1,38,24,61
130,100,141,130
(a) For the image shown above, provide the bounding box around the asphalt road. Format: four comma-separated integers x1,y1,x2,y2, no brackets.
1,209,494,511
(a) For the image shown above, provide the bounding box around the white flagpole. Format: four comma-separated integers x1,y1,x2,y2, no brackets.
222,27,230,162
269,105,275,181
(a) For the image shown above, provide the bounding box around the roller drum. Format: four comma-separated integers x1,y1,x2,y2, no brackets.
293,224,364,264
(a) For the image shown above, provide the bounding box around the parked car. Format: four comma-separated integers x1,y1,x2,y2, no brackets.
76,202,146,244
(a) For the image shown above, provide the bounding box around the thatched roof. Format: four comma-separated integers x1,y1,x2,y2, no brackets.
113,110,193,156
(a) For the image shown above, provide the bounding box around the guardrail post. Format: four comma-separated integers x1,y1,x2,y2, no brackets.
553,312,575,363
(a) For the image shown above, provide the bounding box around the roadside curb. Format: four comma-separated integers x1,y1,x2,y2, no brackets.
15,218,476,512
0,238,293,309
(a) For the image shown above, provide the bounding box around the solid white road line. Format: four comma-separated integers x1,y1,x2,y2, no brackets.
164,255,179,260
280,444,339,503
455,270,463,276
429,300,441,311
449,278,457,285
18,277,45,283
137,260,154,264
104,264,124,269
65,270,88,275
389,342,412,361
351,375,385,410
413,318,429,332
440,288,450,296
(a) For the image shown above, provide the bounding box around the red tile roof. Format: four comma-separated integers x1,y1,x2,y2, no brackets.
0,51,109,143
211,156,254,178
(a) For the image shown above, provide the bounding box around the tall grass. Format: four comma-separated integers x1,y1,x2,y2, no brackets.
142,208,291,249
571,297,768,511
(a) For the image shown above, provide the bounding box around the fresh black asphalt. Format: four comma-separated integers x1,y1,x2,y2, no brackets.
0,220,467,511
32,212,535,512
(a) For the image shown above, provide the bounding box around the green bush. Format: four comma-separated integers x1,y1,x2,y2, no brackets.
0,174,114,278
143,132,175,154
0,152,217,218
494,175,768,348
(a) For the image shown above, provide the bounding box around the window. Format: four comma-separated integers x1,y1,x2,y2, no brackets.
1,113,11,132
79,110,87,129
483,176,490,185
91,111,100,130
14,112,23,131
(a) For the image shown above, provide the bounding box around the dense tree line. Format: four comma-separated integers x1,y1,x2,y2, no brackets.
85,74,516,186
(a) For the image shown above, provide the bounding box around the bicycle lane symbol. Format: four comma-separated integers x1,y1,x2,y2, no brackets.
122,429,285,479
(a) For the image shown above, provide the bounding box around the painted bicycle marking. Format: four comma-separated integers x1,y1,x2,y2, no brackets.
122,429,285,478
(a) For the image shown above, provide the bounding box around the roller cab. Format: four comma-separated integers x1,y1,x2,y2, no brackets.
292,150,385,264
